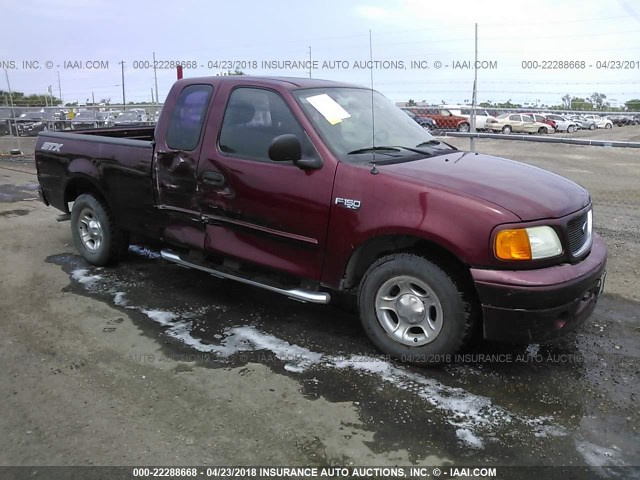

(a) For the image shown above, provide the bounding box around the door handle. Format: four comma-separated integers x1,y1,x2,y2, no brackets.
202,171,226,187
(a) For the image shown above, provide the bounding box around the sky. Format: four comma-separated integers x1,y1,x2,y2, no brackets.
2,0,640,107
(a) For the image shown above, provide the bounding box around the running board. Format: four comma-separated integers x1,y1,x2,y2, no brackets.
160,250,331,304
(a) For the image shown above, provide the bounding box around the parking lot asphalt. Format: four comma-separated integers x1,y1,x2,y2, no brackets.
0,128,639,477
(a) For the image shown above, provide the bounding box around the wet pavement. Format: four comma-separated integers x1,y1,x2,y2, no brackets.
45,246,640,477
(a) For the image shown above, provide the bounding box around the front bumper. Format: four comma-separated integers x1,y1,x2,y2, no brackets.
471,233,607,343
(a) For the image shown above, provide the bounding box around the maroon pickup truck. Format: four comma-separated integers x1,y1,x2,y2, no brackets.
35,76,607,363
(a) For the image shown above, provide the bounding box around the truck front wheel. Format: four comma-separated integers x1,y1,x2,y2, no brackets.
358,254,474,364
71,194,128,266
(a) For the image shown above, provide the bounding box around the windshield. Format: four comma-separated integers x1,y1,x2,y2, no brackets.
293,87,445,162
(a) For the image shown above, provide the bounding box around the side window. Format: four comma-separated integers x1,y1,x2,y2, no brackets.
219,88,314,162
166,84,213,151
523,115,534,122
509,114,520,121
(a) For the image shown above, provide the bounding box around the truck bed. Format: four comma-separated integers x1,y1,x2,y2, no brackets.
35,129,157,236
72,125,155,141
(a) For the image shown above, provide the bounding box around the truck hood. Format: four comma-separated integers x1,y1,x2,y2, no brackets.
380,151,590,221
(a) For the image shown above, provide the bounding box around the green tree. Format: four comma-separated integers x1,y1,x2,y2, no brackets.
588,92,607,110
570,97,591,110
561,94,572,109
625,99,640,111
494,99,521,108
407,99,417,106
0,89,61,106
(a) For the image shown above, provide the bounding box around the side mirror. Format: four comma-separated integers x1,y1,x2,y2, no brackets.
268,134,322,170
268,134,301,162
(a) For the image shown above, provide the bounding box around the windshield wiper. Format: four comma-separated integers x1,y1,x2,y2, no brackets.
416,140,457,151
347,146,402,155
415,140,442,147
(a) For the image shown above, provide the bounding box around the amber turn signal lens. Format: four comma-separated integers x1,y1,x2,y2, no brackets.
495,229,532,260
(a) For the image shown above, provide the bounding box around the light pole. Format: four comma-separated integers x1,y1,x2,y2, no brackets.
3,68,21,152
119,61,126,109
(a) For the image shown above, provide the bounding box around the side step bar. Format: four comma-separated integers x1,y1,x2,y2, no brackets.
160,250,331,304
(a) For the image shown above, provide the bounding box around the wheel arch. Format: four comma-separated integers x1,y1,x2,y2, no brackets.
340,234,472,291
63,174,109,214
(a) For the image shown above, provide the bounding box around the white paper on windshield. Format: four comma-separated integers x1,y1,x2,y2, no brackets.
306,94,351,125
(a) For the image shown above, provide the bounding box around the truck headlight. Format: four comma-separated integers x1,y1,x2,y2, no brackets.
495,226,563,260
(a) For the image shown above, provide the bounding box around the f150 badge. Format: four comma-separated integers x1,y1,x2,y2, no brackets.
41,142,64,152
335,197,361,210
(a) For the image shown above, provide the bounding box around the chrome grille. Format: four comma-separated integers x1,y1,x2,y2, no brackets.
567,210,592,256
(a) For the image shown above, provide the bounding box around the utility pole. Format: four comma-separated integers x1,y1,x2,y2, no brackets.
4,68,22,152
119,61,126,109
470,23,478,153
57,71,62,105
151,88,154,104
153,52,159,109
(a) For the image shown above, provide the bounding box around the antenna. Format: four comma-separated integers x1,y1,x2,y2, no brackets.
369,30,376,163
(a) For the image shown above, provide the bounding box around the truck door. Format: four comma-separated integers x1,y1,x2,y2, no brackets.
153,83,214,248
196,86,337,282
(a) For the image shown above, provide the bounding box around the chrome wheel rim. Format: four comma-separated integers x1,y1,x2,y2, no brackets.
78,208,103,252
375,275,443,346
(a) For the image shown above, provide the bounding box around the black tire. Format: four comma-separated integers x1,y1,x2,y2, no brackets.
357,253,477,364
502,125,512,134
538,127,546,134
70,193,128,266
567,125,576,133
458,122,470,133
589,123,596,130
604,123,612,129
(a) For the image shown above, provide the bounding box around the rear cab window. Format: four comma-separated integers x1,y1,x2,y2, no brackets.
166,84,214,151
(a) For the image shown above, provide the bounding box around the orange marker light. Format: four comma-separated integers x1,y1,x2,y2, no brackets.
495,229,532,260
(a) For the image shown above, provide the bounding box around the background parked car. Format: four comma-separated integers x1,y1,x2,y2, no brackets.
444,106,497,130
111,111,148,127
486,113,553,134
403,109,436,131
569,116,597,130
0,116,12,136
70,111,106,130
582,114,613,129
12,111,50,136
544,114,579,133
410,107,471,132
613,114,640,126
71,110,100,130
523,113,557,132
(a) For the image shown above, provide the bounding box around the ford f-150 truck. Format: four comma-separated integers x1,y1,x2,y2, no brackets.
35,76,607,364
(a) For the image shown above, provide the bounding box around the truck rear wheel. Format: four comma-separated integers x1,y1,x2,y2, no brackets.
357,253,475,364
71,194,128,266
